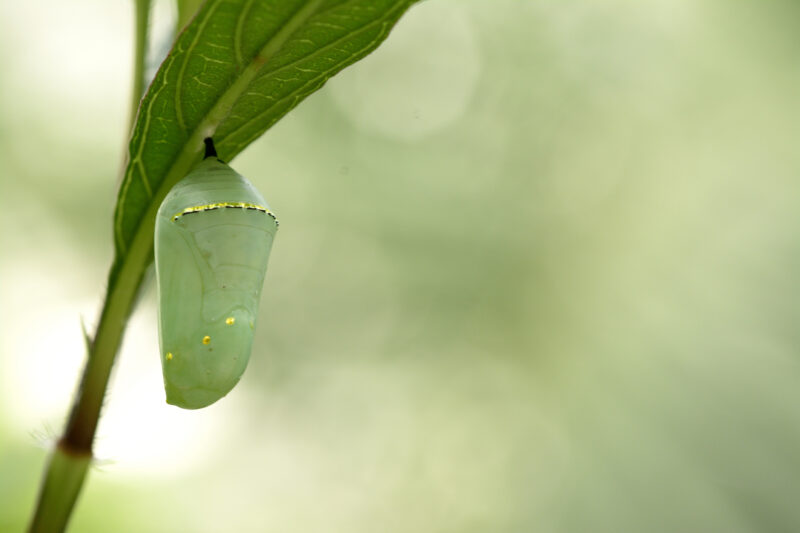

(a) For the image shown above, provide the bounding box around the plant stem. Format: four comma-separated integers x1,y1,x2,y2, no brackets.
28,444,91,533
27,1,152,531
28,159,165,532
128,0,151,136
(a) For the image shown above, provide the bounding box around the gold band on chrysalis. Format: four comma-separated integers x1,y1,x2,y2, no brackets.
171,202,278,226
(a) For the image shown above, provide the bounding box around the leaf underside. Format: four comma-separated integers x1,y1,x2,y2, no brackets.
111,0,415,288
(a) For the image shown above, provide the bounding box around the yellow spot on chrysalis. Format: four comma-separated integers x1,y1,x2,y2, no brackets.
166,352,173,361
249,321,254,330
226,317,235,325
202,335,211,345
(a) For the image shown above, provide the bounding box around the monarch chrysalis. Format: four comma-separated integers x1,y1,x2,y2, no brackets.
154,138,278,409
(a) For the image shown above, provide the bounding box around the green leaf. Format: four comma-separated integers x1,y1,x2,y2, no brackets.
33,3,425,527
112,0,416,287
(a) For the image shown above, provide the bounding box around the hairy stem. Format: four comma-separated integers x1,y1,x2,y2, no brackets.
128,0,151,136
28,2,152,531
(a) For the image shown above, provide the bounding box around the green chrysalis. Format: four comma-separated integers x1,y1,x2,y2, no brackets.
154,138,278,409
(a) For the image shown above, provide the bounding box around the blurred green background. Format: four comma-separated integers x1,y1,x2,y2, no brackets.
3,0,800,531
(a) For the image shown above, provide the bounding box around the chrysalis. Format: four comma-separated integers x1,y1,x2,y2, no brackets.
154,138,278,409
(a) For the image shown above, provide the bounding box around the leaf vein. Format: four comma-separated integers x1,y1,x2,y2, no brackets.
233,0,256,68
137,160,153,198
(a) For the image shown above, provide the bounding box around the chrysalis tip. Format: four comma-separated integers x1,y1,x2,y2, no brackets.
203,137,218,159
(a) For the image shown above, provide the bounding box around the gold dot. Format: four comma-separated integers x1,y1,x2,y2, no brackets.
166,352,173,361
202,335,211,345
249,321,254,329
225,317,235,325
